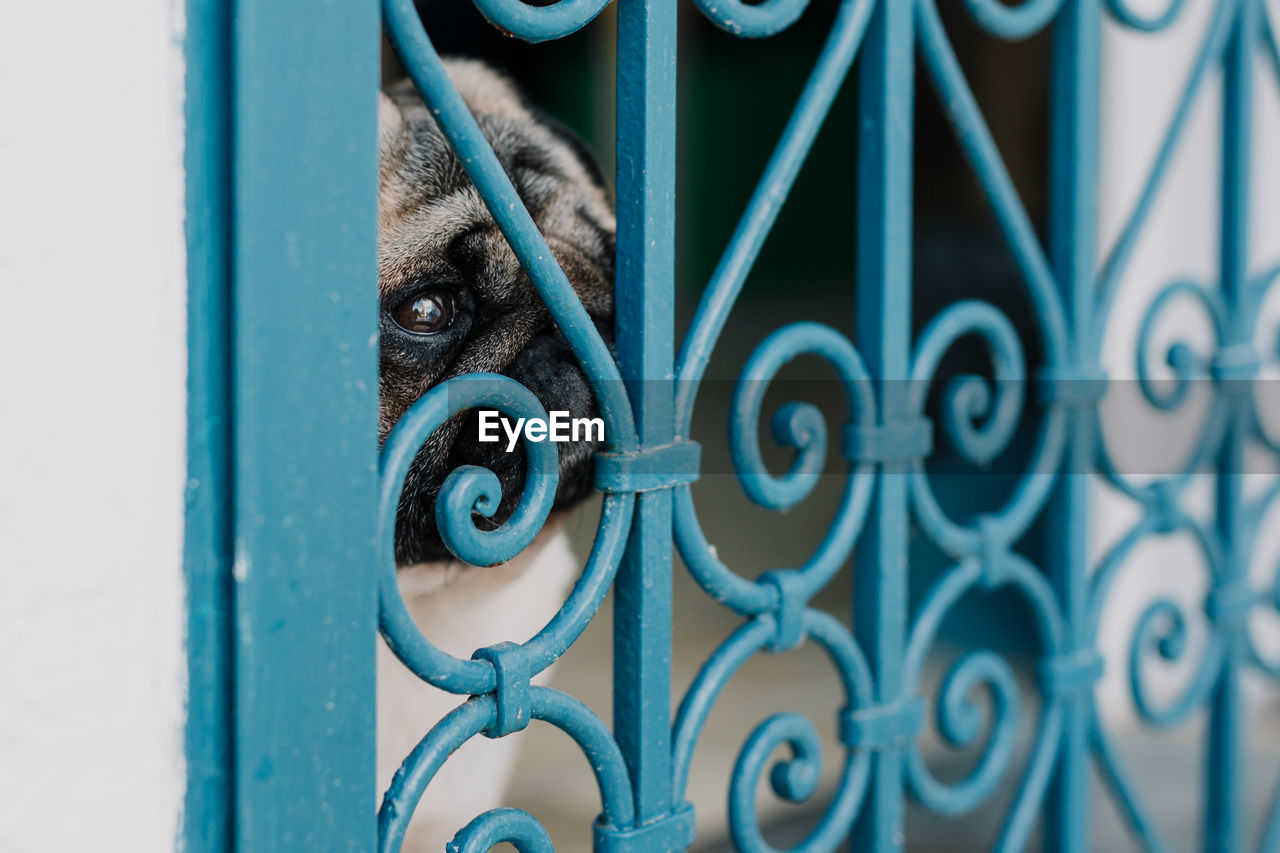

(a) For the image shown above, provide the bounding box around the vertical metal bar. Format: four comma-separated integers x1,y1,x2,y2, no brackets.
852,0,914,850
1207,3,1256,851
1044,1,1101,851
184,0,234,848
614,0,679,835
231,0,381,848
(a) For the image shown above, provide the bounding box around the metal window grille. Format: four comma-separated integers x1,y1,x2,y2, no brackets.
185,0,1280,850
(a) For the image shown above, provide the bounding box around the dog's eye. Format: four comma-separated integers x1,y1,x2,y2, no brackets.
392,291,455,335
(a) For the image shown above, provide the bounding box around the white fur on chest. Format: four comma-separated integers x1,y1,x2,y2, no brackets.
376,525,577,851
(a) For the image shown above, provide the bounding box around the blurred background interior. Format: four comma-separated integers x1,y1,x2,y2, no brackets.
384,2,1280,850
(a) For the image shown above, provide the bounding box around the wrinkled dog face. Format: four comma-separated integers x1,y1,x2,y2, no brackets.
378,60,615,566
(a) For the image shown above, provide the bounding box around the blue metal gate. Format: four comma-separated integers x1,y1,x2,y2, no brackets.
185,0,1280,850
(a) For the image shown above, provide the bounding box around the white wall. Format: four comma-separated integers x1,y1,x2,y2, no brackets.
0,4,189,852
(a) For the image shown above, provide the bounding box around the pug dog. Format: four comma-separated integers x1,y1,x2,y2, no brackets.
375,60,615,849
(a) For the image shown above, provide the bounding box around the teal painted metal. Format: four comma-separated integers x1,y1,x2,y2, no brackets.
1206,2,1258,850
1043,0,1100,849
186,0,1280,849
850,2,914,850
227,0,382,848
183,0,233,847
612,0,680,837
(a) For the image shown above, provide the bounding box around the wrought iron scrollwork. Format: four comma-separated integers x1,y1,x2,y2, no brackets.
375,0,1280,849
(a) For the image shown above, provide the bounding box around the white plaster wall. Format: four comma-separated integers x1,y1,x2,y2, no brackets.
0,3,189,852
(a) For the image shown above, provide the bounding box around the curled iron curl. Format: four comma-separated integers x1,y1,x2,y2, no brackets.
727,713,826,853
672,611,874,853
1128,598,1226,727
378,374,635,697
1087,509,1227,728
908,300,1066,559
1135,280,1226,412
1093,281,1232,499
902,553,1065,847
910,297,1025,467
378,376,558,695
907,650,1021,816
730,323,875,510
676,323,876,614
377,377,558,567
